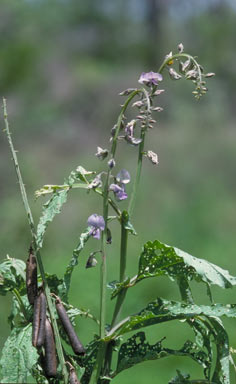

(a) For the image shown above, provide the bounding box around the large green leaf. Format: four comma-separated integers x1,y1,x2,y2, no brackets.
111,240,236,298
106,298,236,339
0,324,38,383
115,332,208,376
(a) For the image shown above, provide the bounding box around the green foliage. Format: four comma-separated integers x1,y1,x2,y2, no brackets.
0,257,25,295
111,239,236,299
2,40,236,384
0,324,38,383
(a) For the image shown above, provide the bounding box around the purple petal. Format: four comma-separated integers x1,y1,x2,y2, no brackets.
109,183,128,201
116,169,130,184
138,71,163,86
116,189,128,201
92,228,101,239
109,183,123,193
87,214,105,230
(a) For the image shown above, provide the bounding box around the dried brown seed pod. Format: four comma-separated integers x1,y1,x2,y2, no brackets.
44,318,57,378
36,291,47,347
69,368,81,384
26,246,38,305
56,297,86,355
32,294,41,347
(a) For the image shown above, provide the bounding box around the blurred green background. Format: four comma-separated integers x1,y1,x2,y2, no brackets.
1,0,236,382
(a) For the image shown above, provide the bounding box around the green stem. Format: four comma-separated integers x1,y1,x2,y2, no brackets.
89,90,140,384
111,211,129,327
13,288,28,321
128,127,146,217
2,98,68,384
128,87,150,217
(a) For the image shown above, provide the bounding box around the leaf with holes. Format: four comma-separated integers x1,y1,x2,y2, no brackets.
210,317,230,384
0,324,38,383
111,240,236,298
115,332,208,376
106,298,236,340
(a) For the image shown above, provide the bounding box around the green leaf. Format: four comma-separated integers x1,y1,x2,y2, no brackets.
169,370,191,383
116,332,208,376
36,167,91,249
61,227,91,300
210,317,230,384
106,298,236,339
66,305,99,325
111,240,236,298
0,324,38,383
0,257,26,295
80,339,99,384
36,188,68,249
75,166,95,183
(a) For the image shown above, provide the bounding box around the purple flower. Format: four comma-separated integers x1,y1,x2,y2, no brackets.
138,71,163,86
116,169,131,185
87,214,105,239
109,169,131,201
109,184,128,201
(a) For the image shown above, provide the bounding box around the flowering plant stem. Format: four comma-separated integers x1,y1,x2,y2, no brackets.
89,91,140,384
2,98,68,384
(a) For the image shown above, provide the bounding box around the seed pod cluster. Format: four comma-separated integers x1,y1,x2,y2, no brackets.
26,246,38,305
56,297,86,355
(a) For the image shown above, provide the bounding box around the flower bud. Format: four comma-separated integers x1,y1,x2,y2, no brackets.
178,43,184,53
204,72,215,78
86,254,98,269
95,147,108,160
147,150,159,165
119,88,137,96
169,68,182,80
108,158,115,169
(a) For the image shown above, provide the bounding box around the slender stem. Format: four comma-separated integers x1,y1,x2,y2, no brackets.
128,127,146,217
2,98,68,384
89,90,140,384
111,211,129,327
13,288,28,321
128,87,150,217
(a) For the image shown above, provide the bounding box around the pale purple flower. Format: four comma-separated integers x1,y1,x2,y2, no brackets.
116,169,131,184
109,184,128,201
109,169,131,201
87,214,105,239
138,71,163,86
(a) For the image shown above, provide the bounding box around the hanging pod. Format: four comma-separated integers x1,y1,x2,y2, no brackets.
56,297,86,355
36,291,46,347
43,318,57,378
26,246,38,305
32,294,41,347
32,290,46,347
